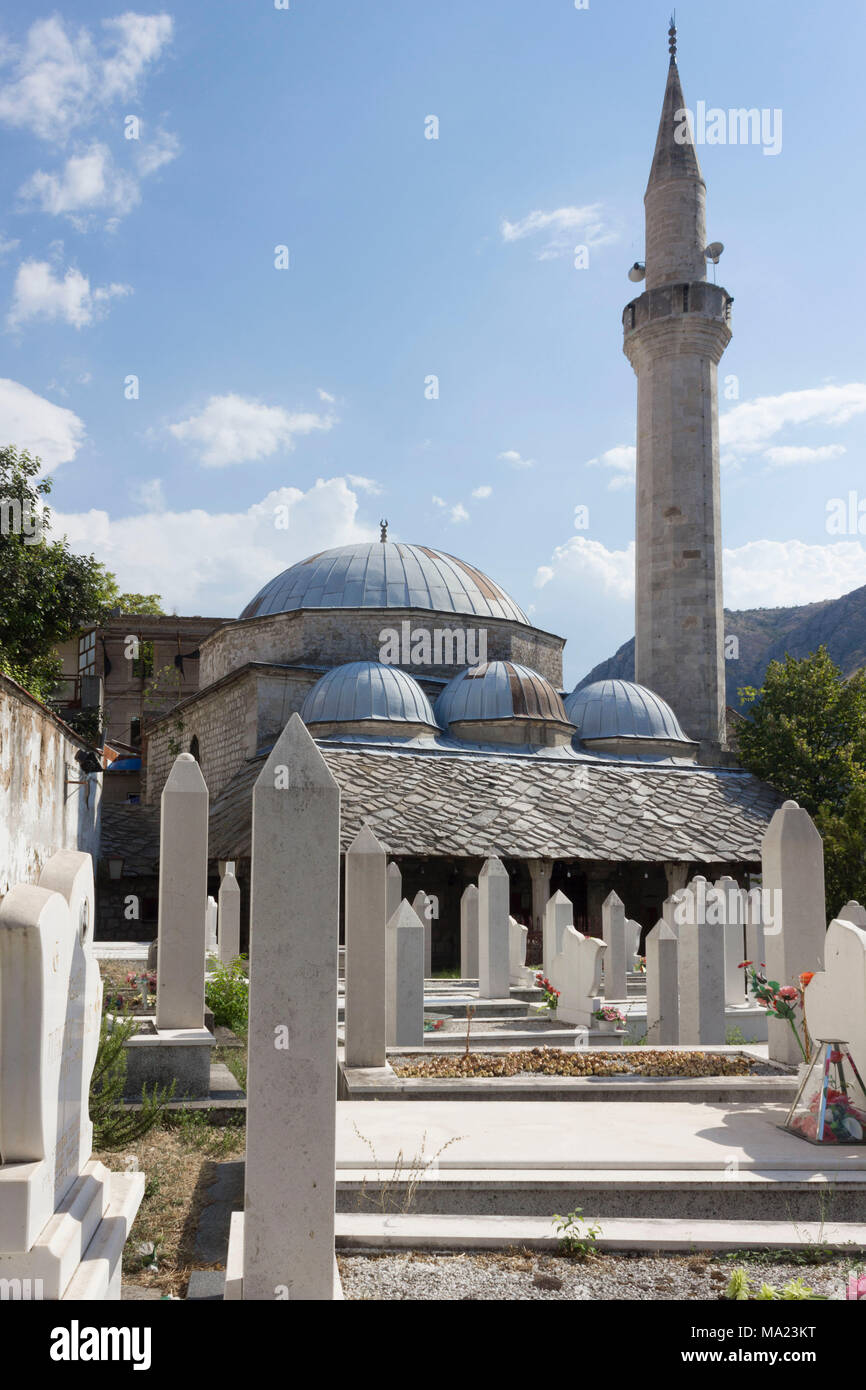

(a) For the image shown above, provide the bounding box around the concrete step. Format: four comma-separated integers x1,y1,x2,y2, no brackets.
335,1211,866,1254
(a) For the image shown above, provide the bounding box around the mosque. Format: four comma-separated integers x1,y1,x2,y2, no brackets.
127,31,780,965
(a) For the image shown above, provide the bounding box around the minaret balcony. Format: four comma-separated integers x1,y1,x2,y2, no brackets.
623,281,733,340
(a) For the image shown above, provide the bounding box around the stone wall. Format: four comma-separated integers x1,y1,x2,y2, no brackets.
199,608,565,688
145,669,258,805
0,674,101,896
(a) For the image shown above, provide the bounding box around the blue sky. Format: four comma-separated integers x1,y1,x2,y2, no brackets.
1,0,865,687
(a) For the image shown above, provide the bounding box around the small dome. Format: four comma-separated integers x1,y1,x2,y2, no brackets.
565,679,693,748
301,661,437,734
435,661,574,746
240,541,528,624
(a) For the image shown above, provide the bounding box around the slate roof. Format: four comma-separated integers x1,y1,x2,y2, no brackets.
207,744,781,865
99,803,161,876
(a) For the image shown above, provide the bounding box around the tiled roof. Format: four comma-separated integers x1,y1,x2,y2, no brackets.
99,803,161,876
207,745,781,864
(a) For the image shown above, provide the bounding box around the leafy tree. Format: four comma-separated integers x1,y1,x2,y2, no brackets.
737,647,866,915
737,648,866,817
0,447,110,699
0,445,164,702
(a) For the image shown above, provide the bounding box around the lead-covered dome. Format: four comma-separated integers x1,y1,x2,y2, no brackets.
565,679,696,757
240,542,528,623
435,661,575,747
301,661,438,737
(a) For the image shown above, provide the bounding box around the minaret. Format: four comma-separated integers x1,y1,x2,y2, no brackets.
623,22,731,755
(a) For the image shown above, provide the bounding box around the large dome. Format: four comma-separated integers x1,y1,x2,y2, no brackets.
565,679,694,749
240,542,528,623
301,661,437,733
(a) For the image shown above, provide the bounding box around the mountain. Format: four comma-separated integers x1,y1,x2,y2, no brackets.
579,582,866,710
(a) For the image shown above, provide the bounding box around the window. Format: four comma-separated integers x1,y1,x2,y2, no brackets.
130,717,141,745
78,629,96,676
189,735,201,763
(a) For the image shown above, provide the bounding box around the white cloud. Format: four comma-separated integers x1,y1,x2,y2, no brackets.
431,495,446,507
762,444,846,468
499,449,535,470
167,393,335,468
721,384,866,456
587,444,636,491
535,531,866,614
450,503,469,523
53,477,377,616
317,387,336,404
130,477,165,512
501,204,618,260
346,474,382,494
0,377,85,469
134,125,180,177
534,535,635,600
6,259,131,329
723,539,866,609
18,143,140,225
0,234,19,258
472,485,492,499
0,13,173,143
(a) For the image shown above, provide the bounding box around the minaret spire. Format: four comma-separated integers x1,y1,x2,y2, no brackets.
622,30,732,757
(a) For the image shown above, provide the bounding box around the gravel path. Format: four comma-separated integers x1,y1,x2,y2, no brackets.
337,1250,853,1301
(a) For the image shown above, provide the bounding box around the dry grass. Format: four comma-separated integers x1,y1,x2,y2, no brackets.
394,1048,753,1079
95,1114,245,1299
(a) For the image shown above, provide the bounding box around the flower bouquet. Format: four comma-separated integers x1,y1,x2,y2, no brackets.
593,1005,626,1033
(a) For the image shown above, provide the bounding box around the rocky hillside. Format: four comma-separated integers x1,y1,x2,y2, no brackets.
580,582,866,710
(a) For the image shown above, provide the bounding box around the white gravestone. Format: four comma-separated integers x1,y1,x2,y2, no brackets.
477,857,510,999
387,862,402,923
386,901,425,1047
460,884,479,980
804,918,866,1108
229,715,340,1301
156,753,209,1031
218,862,241,964
762,801,827,1064
0,851,143,1298
676,877,726,1045
344,824,388,1069
205,895,218,959
839,901,866,928
549,926,606,1028
745,882,766,977
543,891,572,976
646,918,679,1044
412,890,433,977
715,876,747,1006
508,916,535,986
624,918,642,971
602,891,628,1000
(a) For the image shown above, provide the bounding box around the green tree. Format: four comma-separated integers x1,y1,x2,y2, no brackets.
737,647,866,915
0,445,164,703
0,446,109,700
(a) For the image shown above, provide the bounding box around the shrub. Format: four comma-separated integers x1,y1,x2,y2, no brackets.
205,957,249,1034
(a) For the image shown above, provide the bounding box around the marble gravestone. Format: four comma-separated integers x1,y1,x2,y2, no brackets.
218,863,241,964
477,857,510,999
344,825,387,1069
543,891,572,975
508,916,535,986
386,901,425,1047
0,851,143,1299
762,801,827,1064
460,884,479,980
549,926,607,1028
804,917,866,1109
226,715,341,1301
602,891,628,1001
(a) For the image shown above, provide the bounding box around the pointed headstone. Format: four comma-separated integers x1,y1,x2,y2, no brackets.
646,918,678,1044
387,862,402,922
677,877,726,1045
156,753,209,1031
345,824,388,1069
602,890,628,1000
477,857,510,999
460,883,479,980
762,801,827,1064
386,900,425,1046
218,862,241,964
240,714,340,1301
412,890,432,976
543,891,572,975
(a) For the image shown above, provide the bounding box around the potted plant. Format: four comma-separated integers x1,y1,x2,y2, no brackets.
593,1005,627,1034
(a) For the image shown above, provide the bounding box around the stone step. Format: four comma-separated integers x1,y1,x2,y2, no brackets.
334,1211,866,1254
